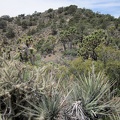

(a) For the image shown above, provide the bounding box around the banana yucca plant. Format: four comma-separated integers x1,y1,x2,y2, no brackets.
18,64,71,120
65,66,120,120
21,90,61,120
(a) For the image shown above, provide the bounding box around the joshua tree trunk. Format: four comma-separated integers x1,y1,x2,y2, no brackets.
62,42,66,51
91,50,97,61
69,41,72,50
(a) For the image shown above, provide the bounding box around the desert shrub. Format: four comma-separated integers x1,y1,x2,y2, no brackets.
21,20,28,29
5,27,15,38
0,20,7,29
36,38,45,51
37,21,45,31
63,49,78,56
58,7,64,14
96,45,120,66
15,17,21,25
36,37,55,55
41,42,54,54
106,61,120,91
47,8,53,13
69,57,104,76
27,28,36,35
64,5,77,15
0,15,12,22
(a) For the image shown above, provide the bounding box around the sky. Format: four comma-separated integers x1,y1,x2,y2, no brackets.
0,0,120,18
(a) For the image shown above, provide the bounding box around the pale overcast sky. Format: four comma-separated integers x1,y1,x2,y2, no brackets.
0,0,120,18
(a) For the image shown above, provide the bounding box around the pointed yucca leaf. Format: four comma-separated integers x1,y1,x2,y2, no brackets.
109,113,120,120
55,75,63,89
0,113,2,120
40,93,61,120
70,67,119,119
17,101,42,117
60,88,73,108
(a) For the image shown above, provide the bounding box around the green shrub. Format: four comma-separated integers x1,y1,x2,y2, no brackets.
69,57,104,75
47,8,53,13
63,49,78,56
58,7,64,14
64,5,77,15
0,20,7,29
5,27,15,38
21,20,28,29
106,61,120,91
27,28,36,35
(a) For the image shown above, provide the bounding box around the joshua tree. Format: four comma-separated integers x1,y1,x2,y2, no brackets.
78,29,107,60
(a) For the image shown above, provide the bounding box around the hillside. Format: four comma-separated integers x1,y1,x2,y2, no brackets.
0,5,120,120
0,5,120,61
